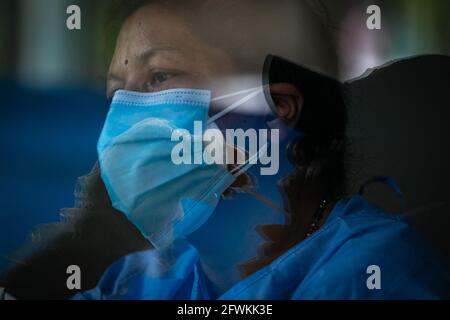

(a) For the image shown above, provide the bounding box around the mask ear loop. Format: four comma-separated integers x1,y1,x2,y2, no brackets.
207,87,264,125
207,87,266,176
208,86,288,214
227,143,289,215
240,187,288,214
210,86,263,103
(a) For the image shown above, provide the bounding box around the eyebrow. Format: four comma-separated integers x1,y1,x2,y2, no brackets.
107,47,184,83
137,46,183,63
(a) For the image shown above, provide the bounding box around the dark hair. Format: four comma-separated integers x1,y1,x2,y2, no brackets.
0,0,348,298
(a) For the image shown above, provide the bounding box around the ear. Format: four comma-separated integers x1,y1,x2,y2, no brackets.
269,83,304,127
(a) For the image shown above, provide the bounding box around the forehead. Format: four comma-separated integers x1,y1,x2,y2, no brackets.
114,5,201,60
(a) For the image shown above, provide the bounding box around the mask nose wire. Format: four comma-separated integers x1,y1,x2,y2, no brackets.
207,87,264,125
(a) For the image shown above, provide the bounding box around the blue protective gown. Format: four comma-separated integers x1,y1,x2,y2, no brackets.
72,195,450,300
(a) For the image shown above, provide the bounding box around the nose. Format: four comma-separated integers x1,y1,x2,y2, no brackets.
123,74,147,93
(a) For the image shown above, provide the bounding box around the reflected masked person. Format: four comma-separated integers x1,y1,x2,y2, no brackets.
1,0,449,300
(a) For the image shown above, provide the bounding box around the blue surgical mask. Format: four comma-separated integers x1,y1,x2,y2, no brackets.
98,88,260,249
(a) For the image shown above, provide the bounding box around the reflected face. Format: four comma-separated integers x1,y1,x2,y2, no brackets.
107,5,237,100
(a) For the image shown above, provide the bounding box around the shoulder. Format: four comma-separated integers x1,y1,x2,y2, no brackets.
293,196,450,299
72,241,200,300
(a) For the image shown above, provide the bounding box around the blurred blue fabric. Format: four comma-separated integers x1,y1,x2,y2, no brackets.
0,79,109,271
72,195,450,300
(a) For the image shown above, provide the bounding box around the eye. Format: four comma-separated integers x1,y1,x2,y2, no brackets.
153,72,170,84
148,71,175,88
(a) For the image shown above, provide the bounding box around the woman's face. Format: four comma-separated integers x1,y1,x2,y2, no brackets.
104,3,308,285
106,5,238,100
